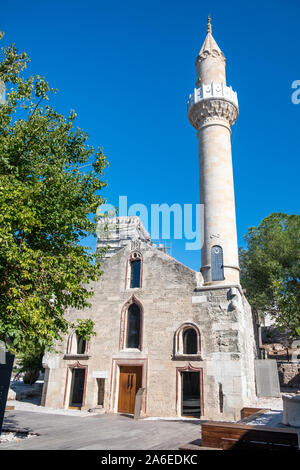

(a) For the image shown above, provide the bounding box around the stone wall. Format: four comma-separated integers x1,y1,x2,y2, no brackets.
43,241,257,421
278,362,300,388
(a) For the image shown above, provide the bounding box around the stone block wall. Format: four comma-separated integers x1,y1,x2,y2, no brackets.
42,240,257,421
278,362,300,388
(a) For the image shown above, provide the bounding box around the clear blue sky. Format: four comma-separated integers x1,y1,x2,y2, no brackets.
1,0,299,271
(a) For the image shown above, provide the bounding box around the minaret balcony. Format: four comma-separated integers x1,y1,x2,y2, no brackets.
187,82,238,112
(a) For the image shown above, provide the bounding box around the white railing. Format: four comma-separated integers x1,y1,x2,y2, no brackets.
188,82,238,112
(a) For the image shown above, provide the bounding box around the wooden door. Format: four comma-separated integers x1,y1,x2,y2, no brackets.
118,366,142,414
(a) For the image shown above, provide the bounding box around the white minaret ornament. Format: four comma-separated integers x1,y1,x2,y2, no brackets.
188,17,240,285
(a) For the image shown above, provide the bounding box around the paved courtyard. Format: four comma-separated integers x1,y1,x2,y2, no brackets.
1,410,202,450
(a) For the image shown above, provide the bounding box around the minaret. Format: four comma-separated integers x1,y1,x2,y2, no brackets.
188,17,240,285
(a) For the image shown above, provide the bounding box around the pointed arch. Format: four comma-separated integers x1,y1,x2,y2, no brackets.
119,295,144,351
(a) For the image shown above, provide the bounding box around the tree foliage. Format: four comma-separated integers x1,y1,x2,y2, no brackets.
0,33,107,355
71,318,97,342
14,350,44,385
239,213,300,339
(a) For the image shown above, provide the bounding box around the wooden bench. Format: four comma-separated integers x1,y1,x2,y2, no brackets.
201,421,299,450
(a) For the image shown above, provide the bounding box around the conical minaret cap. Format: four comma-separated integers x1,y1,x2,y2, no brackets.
197,16,225,63
196,17,226,87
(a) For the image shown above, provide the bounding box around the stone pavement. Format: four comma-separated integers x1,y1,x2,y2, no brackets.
1,410,202,450
7,400,93,416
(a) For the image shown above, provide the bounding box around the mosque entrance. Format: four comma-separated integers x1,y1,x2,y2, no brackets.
118,366,142,414
69,368,85,409
181,371,201,418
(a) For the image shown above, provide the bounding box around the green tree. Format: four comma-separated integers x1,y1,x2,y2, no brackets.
0,32,107,356
239,213,300,339
14,350,44,385
71,318,97,342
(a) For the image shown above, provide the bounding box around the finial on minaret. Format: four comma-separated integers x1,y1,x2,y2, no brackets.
207,15,212,34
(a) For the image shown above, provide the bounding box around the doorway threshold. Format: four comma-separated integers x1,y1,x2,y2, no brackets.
117,412,135,419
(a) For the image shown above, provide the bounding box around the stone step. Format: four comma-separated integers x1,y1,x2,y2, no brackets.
88,407,106,414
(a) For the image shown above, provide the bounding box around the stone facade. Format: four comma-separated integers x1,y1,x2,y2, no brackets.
42,221,257,421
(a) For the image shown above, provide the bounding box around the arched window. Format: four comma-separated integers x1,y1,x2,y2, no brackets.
183,328,197,354
126,303,141,349
120,296,144,351
131,259,141,288
126,252,142,288
211,245,224,281
66,333,87,355
174,323,201,357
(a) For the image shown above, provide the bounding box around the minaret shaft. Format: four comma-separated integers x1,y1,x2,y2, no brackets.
198,123,239,283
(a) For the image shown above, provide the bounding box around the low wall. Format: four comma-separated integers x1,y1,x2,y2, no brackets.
278,362,300,388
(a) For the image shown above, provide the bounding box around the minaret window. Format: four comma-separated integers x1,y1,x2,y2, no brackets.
126,303,141,349
211,245,224,281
